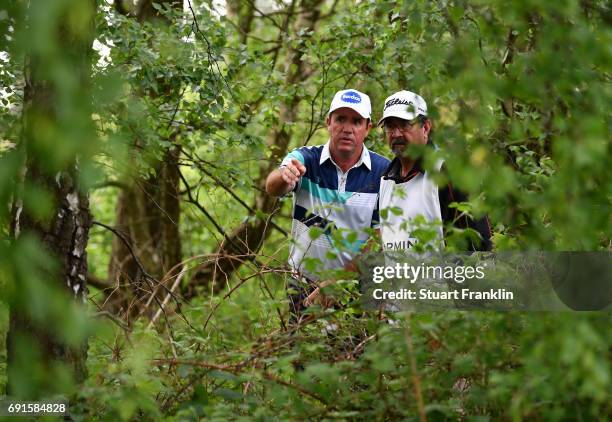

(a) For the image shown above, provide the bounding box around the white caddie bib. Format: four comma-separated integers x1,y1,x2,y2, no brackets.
379,170,444,251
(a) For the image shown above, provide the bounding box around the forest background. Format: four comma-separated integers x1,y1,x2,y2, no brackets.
0,0,610,420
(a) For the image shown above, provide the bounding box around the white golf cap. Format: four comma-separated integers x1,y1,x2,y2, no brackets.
377,90,428,126
328,89,372,119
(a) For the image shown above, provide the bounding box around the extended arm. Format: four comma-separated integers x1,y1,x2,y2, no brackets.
265,158,306,197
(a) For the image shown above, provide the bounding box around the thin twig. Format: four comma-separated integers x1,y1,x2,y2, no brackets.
153,358,327,404
147,266,188,329
404,313,427,422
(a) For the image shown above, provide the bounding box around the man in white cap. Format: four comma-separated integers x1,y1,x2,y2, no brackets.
378,90,492,252
266,89,390,320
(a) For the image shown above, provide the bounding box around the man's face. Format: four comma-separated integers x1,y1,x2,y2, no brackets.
383,116,431,157
326,108,372,160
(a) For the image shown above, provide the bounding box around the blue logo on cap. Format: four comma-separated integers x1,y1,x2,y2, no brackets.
341,91,362,104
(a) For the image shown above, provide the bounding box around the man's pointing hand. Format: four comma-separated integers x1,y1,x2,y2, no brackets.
281,159,307,186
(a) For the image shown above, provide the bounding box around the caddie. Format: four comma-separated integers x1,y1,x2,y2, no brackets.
377,90,492,252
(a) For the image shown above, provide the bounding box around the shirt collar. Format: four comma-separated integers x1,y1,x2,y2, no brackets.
320,140,372,171
382,157,425,183
382,139,435,183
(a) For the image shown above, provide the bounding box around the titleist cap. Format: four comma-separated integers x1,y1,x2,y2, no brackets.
377,90,428,126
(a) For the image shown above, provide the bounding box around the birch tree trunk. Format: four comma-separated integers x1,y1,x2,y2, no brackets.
6,0,96,396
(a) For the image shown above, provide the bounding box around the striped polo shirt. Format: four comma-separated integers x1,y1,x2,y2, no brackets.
281,141,390,280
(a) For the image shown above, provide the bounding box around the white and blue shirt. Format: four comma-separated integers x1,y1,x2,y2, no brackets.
281,141,390,280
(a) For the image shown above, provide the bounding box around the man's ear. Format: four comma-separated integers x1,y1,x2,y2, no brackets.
326,115,332,128
422,119,432,136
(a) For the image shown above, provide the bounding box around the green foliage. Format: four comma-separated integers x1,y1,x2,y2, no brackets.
1,0,610,419
0,235,95,398
75,300,612,420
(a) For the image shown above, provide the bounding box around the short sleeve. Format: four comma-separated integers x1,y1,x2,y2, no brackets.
280,149,306,167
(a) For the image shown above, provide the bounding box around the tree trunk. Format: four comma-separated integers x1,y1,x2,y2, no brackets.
7,165,91,396
186,0,325,298
6,0,95,397
107,146,182,319
106,0,183,319
226,0,255,44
